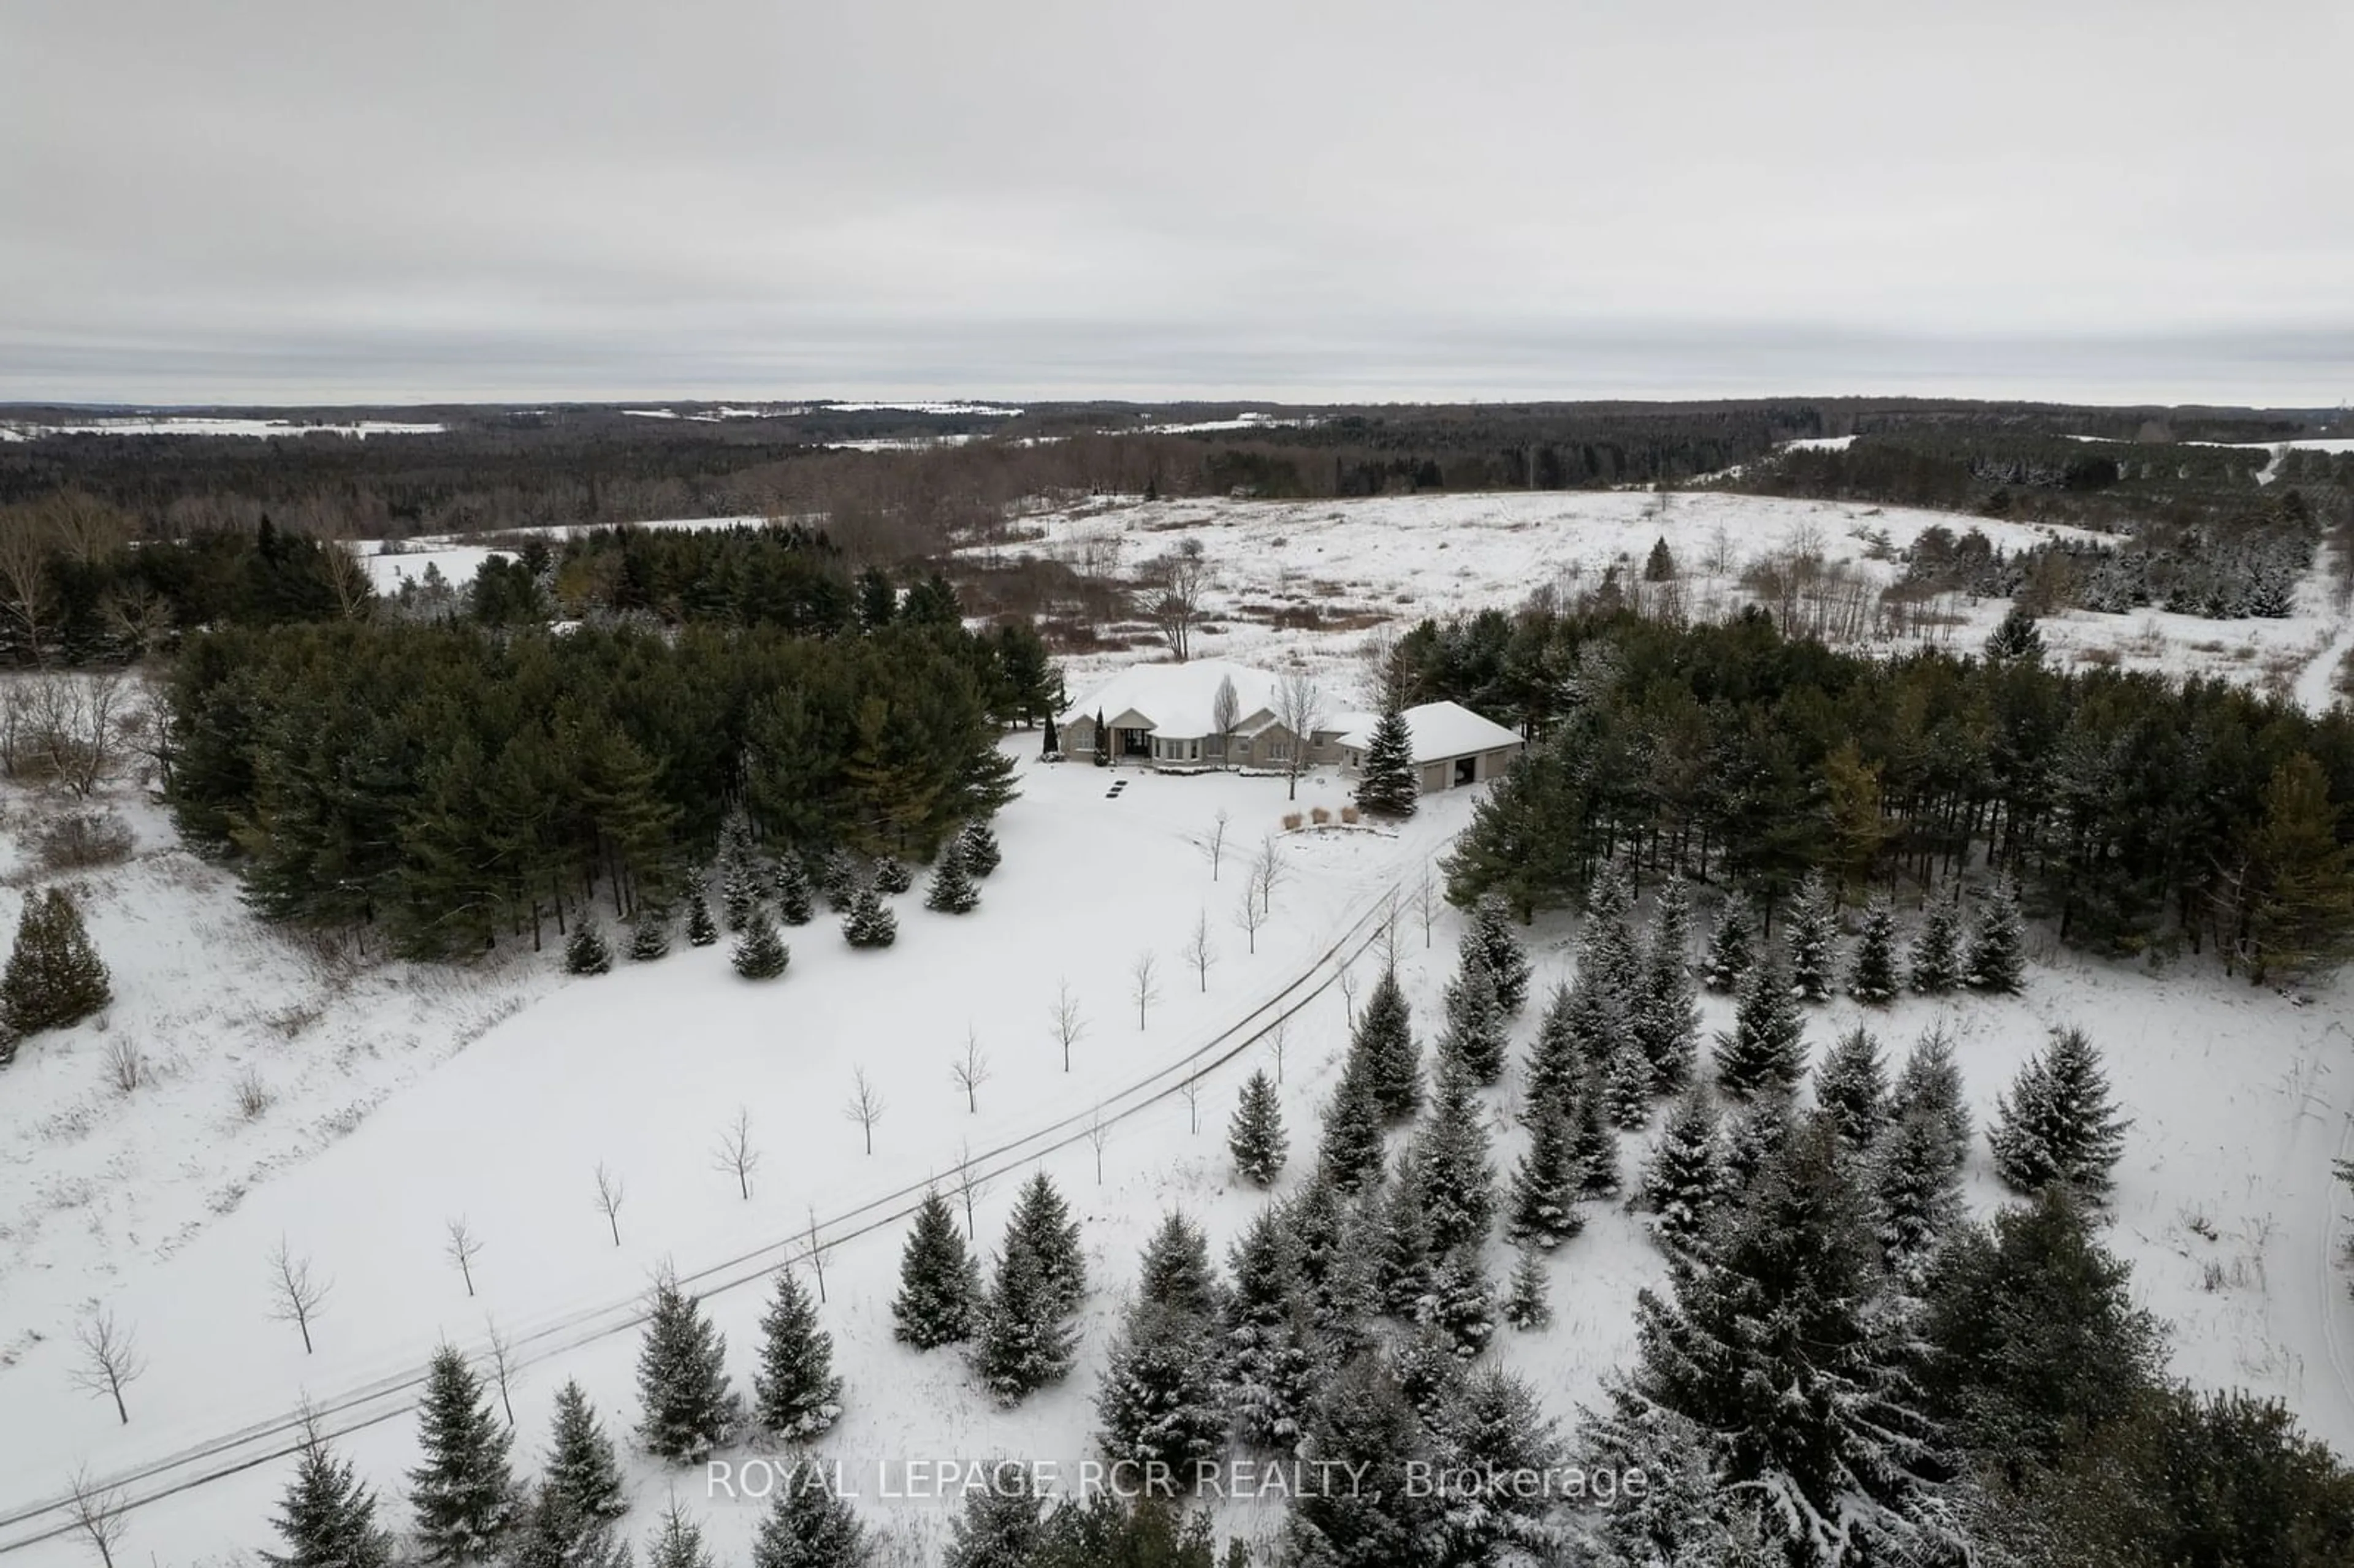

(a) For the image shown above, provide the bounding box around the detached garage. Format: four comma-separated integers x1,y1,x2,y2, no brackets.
1335,701,1524,793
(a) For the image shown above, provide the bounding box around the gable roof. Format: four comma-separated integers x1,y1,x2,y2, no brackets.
1061,659,1283,737
1337,701,1522,764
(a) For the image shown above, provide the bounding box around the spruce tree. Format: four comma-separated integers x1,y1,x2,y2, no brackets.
1701,900,1753,992
2247,755,2354,980
943,1469,1050,1568
752,1266,844,1440
1096,1298,1227,1474
1441,1367,1566,1563
924,838,980,913
1007,1172,1086,1320
1712,948,1805,1099
1813,1026,1889,1149
1316,1048,1388,1195
539,1380,627,1532
722,854,761,934
628,906,672,961
1847,897,1899,1003
1910,900,1963,994
817,850,857,912
1580,861,1644,1006
1461,894,1532,1013
1642,1084,1728,1252
265,1424,395,1568
564,917,613,976
1354,966,1422,1121
1224,1211,1319,1451
774,854,815,927
1888,1024,1972,1178
684,885,718,947
1990,1026,2130,1200
752,1463,872,1568
973,1233,1075,1405
508,1486,628,1568
1635,880,1702,1092
1786,871,1838,1002
1436,955,1506,1084
1505,1102,1584,1249
1135,1210,1221,1322
408,1345,517,1564
642,1502,716,1568
1393,1324,1467,1427
1603,1034,1655,1129
1525,980,1581,1116
1502,1245,1552,1331
958,817,1002,878
1374,1150,1435,1317
1420,1245,1495,1358
873,855,913,895
0,887,112,1038
1872,1107,1964,1287
731,905,790,980
634,1274,737,1463
1571,1083,1621,1198
1964,879,2026,993
841,883,897,948
893,1192,981,1349
1721,1087,1796,1197
1413,1054,1496,1255
1227,1069,1289,1187
1287,1352,1439,1568
1353,704,1420,818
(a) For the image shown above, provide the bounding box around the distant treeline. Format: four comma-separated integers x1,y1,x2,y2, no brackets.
1419,604,2354,976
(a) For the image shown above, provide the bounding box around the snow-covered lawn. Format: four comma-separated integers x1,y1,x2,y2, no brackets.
4,736,2351,1562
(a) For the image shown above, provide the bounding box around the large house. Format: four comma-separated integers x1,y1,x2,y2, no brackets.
1331,701,1525,793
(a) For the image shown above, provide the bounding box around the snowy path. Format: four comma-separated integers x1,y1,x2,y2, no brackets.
2293,601,2353,715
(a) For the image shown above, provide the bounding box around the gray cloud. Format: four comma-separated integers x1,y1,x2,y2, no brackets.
5,0,2350,405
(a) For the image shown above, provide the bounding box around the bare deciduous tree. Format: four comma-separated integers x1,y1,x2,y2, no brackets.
1130,950,1160,1030
28,671,130,797
0,502,60,666
1235,885,1266,954
1379,893,1402,972
1270,1016,1289,1085
321,540,374,622
1361,627,1408,712
1211,680,1240,769
593,1163,627,1247
1180,908,1216,992
484,1315,518,1426
1200,808,1232,878
1339,966,1360,1027
1087,1105,1112,1184
804,1206,832,1304
844,1067,886,1155
66,1465,128,1568
1145,539,1212,661
1049,979,1086,1073
70,1310,145,1425
951,1140,989,1241
1416,867,1439,948
950,1029,991,1114
445,1218,484,1298
1252,835,1289,917
267,1238,329,1355
1180,1074,1203,1135
1274,668,1326,801
712,1106,761,1200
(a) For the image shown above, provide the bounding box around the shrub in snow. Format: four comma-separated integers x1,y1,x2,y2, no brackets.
563,918,612,976
1990,1026,2130,1200
841,883,897,948
1227,1069,1289,1187
408,1345,518,1561
1339,804,1362,825
892,1192,981,1349
957,817,1001,879
1910,900,1964,994
634,1275,737,1463
1712,947,1805,1099
923,839,980,914
1813,1026,1888,1149
684,886,718,947
1281,811,1303,831
1701,900,1753,993
1787,871,1838,1002
1,886,112,1036
731,907,790,980
1461,893,1532,1013
1847,897,1899,1003
752,1267,842,1440
1310,805,1333,826
1964,880,2026,993
873,855,913,896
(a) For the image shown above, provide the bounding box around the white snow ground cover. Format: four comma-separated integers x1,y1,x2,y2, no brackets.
3,732,2353,1563
0,418,444,440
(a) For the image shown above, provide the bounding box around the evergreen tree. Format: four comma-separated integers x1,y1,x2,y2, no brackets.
1135,1210,1221,1322
973,1233,1076,1405
564,917,613,976
1813,1026,1889,1149
751,1462,872,1568
1701,900,1753,992
1438,1366,1566,1564
1374,1150,1436,1317
642,1503,715,1568
1393,1323,1466,1429
408,1345,517,1564
1712,948,1805,1099
1887,1024,1973,1178
1006,1173,1086,1320
1580,861,1643,1005
1096,1298,1227,1475
1224,1214,1321,1452
1227,1069,1289,1187
872,855,913,896
1642,1086,1728,1252
752,1266,844,1440
634,1274,736,1463
540,1380,627,1532
1505,1102,1584,1249
1990,1026,2130,1200
1910,900,1964,994
1436,955,1506,1084
773,854,815,927
1353,704,1420,818
265,1423,395,1568
924,837,980,913
892,1192,981,1349
1984,604,2046,665
1634,880,1702,1092
1354,966,1422,1121
1602,1034,1655,1129
722,854,762,934
1871,1106,1964,1287
1721,1087,1796,1197
1571,1084,1621,1198
1286,1352,1439,1568
1316,1048,1388,1195
1963,878,2027,993
1847,897,1899,1003
628,905,672,961
943,1467,1051,1568
2247,755,2354,980
1524,981,1581,1116
731,905,790,980
958,817,1002,878
841,883,897,948
1420,1246,1495,1359
684,885,718,947
816,850,856,912
1412,1055,1495,1255
1786,870,1838,1002
1461,894,1532,1013
1502,1245,1552,1331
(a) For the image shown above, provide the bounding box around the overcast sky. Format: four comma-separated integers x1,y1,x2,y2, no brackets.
4,1,2348,407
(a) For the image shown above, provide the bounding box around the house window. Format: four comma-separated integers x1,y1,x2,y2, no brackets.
1266,739,1290,761
1189,740,1200,761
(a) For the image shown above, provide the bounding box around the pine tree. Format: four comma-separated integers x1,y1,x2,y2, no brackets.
1525,981,1581,1116
643,1502,716,1568
684,885,718,947
507,1485,628,1568
628,906,672,961
1374,1150,1435,1317
893,1192,981,1349
1006,1173,1086,1320
1964,878,2027,993
1287,1352,1439,1568
752,1266,844,1440
1419,1245,1495,1358
873,855,913,895
752,1463,872,1568
841,883,897,948
722,854,762,934
1413,1054,1495,1255
1439,1366,1566,1565
1506,1102,1584,1249
1786,871,1838,1002
1097,1298,1227,1474
1701,900,1753,992
1135,1210,1221,1322
1635,880,1702,1092
1721,1087,1796,1197
973,1233,1075,1405
540,1380,627,1531
265,1425,395,1568
1316,1048,1388,1195
1813,1026,1888,1149
1712,948,1805,1099
634,1274,736,1463
1847,897,1899,1003
1603,1034,1655,1129
1227,1069,1289,1186
1990,1026,2130,1200
1436,955,1506,1084
943,1469,1050,1568
563,917,612,976
1642,1085,1729,1252
408,1345,517,1563
774,854,815,927
959,817,1002,879
1571,1084,1621,1198
1887,1024,1972,1178
1354,966,1422,1121
1502,1246,1552,1331
2247,755,2354,980
0,886,112,1040
1224,1211,1320,1452
1581,861,1644,1004
817,850,857,912
1353,704,1420,818
924,838,980,913
731,905,790,980
1461,894,1532,1013
1872,1106,1964,1287
1910,900,1963,994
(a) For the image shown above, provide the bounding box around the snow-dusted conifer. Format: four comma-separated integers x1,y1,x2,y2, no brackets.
1353,704,1420,818
1635,880,1702,1092
634,1274,736,1463
1582,862,1643,1000
1571,1084,1621,1199
752,1266,843,1440
722,856,761,935
1787,871,1838,1002
539,1380,626,1532
1712,948,1805,1099
1847,897,1899,1003
1910,900,1963,994
1354,966,1422,1121
1813,1026,1888,1149
1437,955,1507,1084
1439,1369,1565,1564
1374,1150,1435,1317
1135,1210,1221,1323
1642,1086,1727,1251
1420,1246,1495,1358
642,1502,715,1568
1525,981,1581,1116
1287,1353,1439,1568
816,849,856,911
841,883,897,948
1887,1024,1971,1177
1096,1300,1226,1474
563,918,612,976
628,905,672,961
973,1233,1075,1404
1224,1213,1320,1452
1227,1069,1289,1187
1872,1107,1963,1287
1721,1087,1796,1197
1006,1173,1086,1320
684,885,717,947
1462,893,1532,1013
1506,1102,1583,1249
773,854,815,927
1502,1246,1552,1331
1316,1049,1388,1195
266,1423,394,1568
1701,900,1753,992
942,1470,1048,1568
1603,1035,1655,1129
958,818,1001,879
924,838,980,914
893,1192,981,1349
1413,1055,1496,1255
1990,1026,2129,1200
731,905,790,980
1393,1325,1466,1428
1964,880,2026,993
752,1464,872,1568
873,855,913,895
408,1344,517,1562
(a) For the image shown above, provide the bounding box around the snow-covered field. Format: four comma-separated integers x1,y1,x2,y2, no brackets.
3,729,2352,1563
0,417,444,440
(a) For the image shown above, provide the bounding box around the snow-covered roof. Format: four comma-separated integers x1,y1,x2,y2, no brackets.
1337,701,1522,764
1060,660,1282,736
